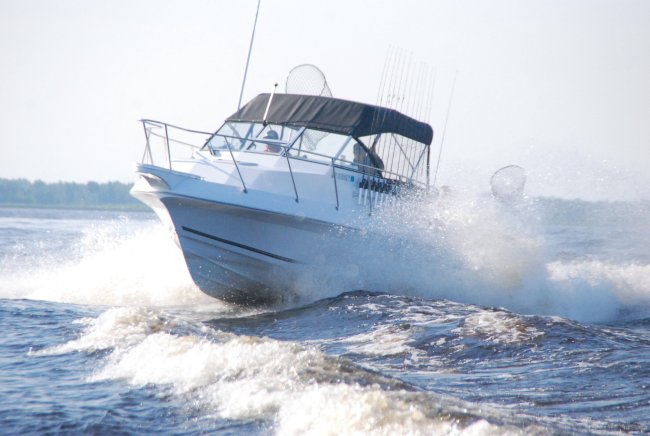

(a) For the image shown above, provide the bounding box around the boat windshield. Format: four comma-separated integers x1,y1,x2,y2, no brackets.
202,121,427,184
203,122,299,154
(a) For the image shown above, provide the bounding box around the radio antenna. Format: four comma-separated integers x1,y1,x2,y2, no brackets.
237,0,262,110
263,83,278,125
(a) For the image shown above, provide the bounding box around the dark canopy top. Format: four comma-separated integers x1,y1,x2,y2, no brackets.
227,93,433,145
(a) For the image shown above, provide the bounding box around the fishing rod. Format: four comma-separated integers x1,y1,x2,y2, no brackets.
237,0,262,110
425,66,437,188
432,70,458,188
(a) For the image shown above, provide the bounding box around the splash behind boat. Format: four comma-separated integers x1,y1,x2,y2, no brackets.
131,92,433,304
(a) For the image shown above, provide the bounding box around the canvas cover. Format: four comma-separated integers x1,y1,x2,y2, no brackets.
227,94,433,145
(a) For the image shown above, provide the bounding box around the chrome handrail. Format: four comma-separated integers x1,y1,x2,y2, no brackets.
139,119,424,213
139,119,212,172
140,119,213,136
164,124,171,170
331,158,339,210
226,141,247,193
285,153,299,203
148,131,202,150
142,124,153,164
282,127,305,204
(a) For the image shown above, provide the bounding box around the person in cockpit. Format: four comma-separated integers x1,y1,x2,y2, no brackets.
263,130,281,153
353,142,383,177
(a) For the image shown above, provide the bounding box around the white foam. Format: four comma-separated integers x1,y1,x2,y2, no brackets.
333,300,463,364
544,260,650,321
346,193,650,322
38,307,522,434
32,306,176,356
349,194,543,303
339,323,424,357
276,384,480,435
5,197,648,322
0,223,217,307
456,311,545,345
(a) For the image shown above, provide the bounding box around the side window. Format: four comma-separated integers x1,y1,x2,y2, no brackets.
277,126,300,143
207,122,258,151
336,141,364,166
293,130,349,163
205,134,231,151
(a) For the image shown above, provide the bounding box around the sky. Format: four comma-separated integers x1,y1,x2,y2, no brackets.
1,0,649,201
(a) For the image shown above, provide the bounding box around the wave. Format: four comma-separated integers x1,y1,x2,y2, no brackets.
0,217,217,308
2,197,649,322
33,306,546,434
337,194,650,322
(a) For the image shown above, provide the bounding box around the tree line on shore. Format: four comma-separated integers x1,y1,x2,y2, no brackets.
0,178,144,209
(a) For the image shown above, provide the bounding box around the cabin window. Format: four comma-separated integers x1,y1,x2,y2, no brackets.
290,130,351,163
205,122,301,153
204,122,257,151
369,133,428,183
241,124,299,154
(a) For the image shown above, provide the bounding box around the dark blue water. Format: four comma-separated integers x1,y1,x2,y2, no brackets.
1,199,649,434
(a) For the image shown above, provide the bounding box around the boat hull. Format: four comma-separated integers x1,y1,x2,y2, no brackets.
137,189,360,304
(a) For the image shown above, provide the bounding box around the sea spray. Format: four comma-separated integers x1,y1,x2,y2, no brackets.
350,192,650,322
4,207,650,434
0,215,214,307
36,306,537,434
2,199,649,321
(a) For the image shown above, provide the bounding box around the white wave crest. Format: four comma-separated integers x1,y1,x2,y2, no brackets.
37,307,527,434
456,311,545,345
351,194,650,322
544,260,650,320
0,223,216,307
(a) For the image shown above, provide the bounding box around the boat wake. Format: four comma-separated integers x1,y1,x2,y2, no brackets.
0,218,217,308
31,305,542,434
356,193,650,322
277,192,650,322
5,205,650,433
28,290,648,433
1,198,649,323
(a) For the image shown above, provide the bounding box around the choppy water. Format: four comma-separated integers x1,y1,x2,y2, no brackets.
1,198,650,434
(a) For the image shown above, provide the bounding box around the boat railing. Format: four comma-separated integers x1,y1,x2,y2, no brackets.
139,119,212,170
199,136,410,213
139,120,420,214
281,148,413,214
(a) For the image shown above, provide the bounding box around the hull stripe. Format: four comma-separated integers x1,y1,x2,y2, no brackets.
181,226,300,264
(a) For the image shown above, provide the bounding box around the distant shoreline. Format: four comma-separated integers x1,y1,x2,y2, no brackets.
0,203,150,212
0,178,147,211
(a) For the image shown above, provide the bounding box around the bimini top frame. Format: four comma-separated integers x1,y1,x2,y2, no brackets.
227,93,433,146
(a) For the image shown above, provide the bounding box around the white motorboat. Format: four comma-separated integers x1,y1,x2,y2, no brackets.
131,92,434,304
